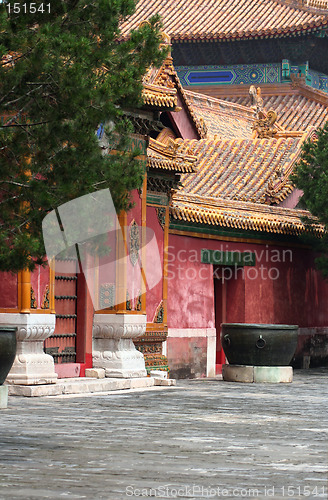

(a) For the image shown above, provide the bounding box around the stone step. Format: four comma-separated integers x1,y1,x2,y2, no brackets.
7,376,176,397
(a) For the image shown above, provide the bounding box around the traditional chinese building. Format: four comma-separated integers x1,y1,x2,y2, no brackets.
121,0,328,377
2,1,328,389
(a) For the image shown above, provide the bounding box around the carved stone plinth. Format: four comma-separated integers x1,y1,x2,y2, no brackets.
92,314,147,378
134,328,169,374
222,365,293,384
0,313,58,385
0,385,8,409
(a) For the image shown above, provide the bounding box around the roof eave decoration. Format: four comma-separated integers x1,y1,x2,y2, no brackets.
120,1,328,45
142,86,178,109
171,194,324,237
141,30,179,111
147,137,199,173
147,156,196,173
249,85,304,140
263,127,317,204
304,0,328,10
170,23,328,42
140,30,206,138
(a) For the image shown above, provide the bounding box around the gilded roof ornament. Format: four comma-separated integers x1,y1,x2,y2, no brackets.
198,117,207,138
249,86,278,138
249,85,264,115
253,109,278,139
160,31,171,46
249,86,303,139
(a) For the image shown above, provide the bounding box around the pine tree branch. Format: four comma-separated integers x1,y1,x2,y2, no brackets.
0,85,21,106
1,100,33,127
0,180,31,188
0,195,20,206
1,120,50,128
4,84,46,108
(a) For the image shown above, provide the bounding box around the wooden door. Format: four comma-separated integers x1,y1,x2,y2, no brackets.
44,259,77,364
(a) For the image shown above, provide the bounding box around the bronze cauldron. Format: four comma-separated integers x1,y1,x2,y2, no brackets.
221,323,298,366
0,327,17,385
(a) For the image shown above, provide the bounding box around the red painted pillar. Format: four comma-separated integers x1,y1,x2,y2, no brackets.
76,271,94,375
215,273,227,374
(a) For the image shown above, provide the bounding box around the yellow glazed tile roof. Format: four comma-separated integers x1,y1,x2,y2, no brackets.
142,48,207,138
176,133,311,205
147,137,199,173
225,93,328,131
142,87,177,109
171,193,323,236
166,90,322,236
185,90,255,140
142,52,178,110
121,0,328,42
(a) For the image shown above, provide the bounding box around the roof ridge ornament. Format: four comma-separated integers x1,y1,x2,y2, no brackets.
250,85,278,138
253,109,278,139
148,137,198,163
141,27,175,93
249,85,264,115
249,85,304,139
160,31,171,46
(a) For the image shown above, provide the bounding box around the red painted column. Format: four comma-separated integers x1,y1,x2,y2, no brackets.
76,271,94,375
219,278,227,367
215,273,227,374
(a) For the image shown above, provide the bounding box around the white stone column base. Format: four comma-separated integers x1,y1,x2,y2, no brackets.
0,385,8,409
0,313,58,385
222,364,293,384
93,314,147,378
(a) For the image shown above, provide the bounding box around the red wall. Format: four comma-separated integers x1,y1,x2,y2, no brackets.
0,264,51,310
167,336,207,379
146,206,164,322
167,94,199,140
226,269,246,324
244,245,328,327
167,234,215,329
0,272,18,309
167,234,328,329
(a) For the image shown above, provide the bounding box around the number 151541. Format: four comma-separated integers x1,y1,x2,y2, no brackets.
6,3,51,14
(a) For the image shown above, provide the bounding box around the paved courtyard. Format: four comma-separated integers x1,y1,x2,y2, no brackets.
0,369,327,500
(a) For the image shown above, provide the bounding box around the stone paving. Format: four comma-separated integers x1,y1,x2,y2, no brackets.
0,369,327,500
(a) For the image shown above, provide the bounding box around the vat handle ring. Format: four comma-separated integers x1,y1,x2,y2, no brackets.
256,335,266,349
223,334,231,346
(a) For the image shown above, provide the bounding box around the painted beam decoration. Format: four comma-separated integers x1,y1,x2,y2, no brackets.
176,61,328,93
176,64,282,87
201,249,255,267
